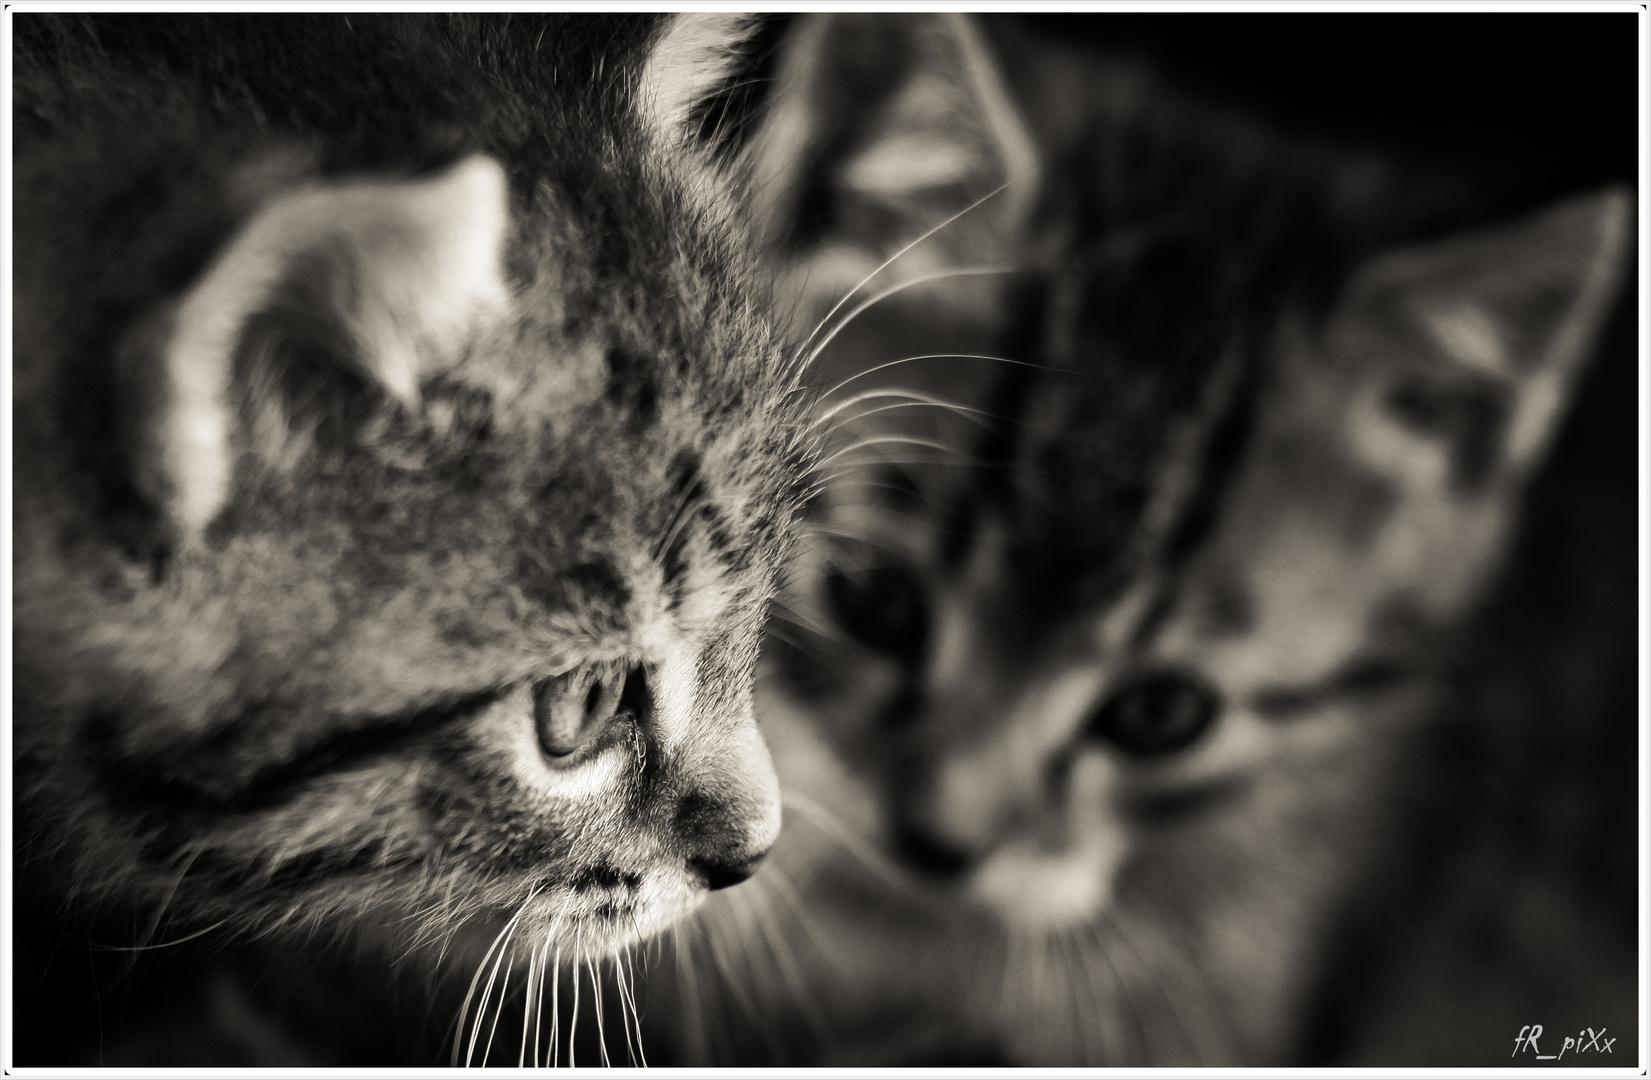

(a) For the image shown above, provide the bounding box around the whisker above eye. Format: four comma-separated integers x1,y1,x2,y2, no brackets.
815,434,981,470
805,266,1021,371
816,352,1087,402
814,460,983,491
798,182,1010,360
813,396,1001,436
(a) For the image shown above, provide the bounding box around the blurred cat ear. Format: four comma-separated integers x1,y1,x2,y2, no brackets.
143,155,511,544
1156,191,1630,700
1332,187,1631,498
637,13,762,149
747,14,1038,324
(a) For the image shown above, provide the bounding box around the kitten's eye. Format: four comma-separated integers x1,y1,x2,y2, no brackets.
533,662,638,760
1088,670,1220,757
825,563,928,660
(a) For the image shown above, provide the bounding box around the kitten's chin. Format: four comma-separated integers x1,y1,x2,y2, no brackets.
966,837,1129,931
511,867,711,956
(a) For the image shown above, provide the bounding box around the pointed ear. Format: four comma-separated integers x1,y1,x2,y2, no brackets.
1334,187,1631,498
636,13,763,150
145,155,511,543
747,14,1038,329
1152,191,1630,704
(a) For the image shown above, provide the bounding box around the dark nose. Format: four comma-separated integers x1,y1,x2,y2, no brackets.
690,852,767,891
894,824,974,879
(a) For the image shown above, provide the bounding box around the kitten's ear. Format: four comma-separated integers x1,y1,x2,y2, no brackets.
138,155,511,544
1277,187,1634,620
1158,191,1630,702
637,13,762,150
1333,188,1631,497
748,13,1038,322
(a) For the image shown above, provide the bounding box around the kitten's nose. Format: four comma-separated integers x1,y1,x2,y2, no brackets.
689,851,767,891
894,824,975,879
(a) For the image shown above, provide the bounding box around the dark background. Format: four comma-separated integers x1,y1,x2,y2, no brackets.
1037,14,1637,213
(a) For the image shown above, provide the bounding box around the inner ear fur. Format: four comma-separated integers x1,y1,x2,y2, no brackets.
139,155,512,546
1329,187,1631,496
745,14,1039,327
636,13,764,150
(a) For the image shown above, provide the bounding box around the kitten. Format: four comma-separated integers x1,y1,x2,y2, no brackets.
651,14,1633,1065
12,13,815,1066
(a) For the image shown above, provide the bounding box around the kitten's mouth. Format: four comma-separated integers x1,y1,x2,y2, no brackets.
569,863,642,893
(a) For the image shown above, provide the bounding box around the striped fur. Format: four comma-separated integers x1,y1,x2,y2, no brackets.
12,14,815,1063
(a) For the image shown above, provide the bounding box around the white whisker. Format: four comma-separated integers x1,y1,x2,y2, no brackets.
591,951,611,1067
568,932,582,1068
799,183,1009,360
812,387,998,430
817,433,978,468
478,939,513,1068
519,936,536,1067
453,906,522,1066
778,792,918,900
819,352,1080,402
549,944,562,1067
806,266,1019,370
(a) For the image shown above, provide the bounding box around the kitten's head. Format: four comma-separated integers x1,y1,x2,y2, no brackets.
690,14,1631,1064
13,14,812,958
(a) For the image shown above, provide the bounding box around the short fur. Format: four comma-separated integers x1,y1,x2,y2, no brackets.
13,13,816,1064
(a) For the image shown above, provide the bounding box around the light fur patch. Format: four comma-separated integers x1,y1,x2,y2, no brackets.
637,13,757,147
160,156,510,541
1502,187,1631,469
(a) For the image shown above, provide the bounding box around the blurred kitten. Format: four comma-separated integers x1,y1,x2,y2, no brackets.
647,14,1633,1065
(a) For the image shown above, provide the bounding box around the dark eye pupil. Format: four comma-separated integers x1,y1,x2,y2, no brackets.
534,664,645,759
825,564,927,661
1089,670,1219,757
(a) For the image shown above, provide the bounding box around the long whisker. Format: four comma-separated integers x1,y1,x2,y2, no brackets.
766,603,845,645
671,923,709,1064
799,183,1009,359
568,933,582,1068
759,865,852,979
806,266,1019,371
518,933,541,1068
597,957,617,1063
741,875,833,1043
453,908,522,1066
478,939,514,1068
624,944,648,1066
614,946,636,1066
815,434,979,471
779,792,917,899
812,387,998,430
549,944,562,1067
822,401,1000,436
818,352,1082,401
466,908,522,1067
95,914,235,953
720,887,791,1063
1090,919,1150,1063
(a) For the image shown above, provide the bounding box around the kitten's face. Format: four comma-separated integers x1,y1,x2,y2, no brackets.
675,14,1627,1066
13,15,808,960
755,188,1625,1062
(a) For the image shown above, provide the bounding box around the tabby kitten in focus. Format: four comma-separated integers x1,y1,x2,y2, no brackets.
653,14,1632,1065
13,14,818,1066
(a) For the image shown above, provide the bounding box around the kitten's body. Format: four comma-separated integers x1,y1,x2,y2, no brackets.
650,15,1634,1066
13,14,813,1065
